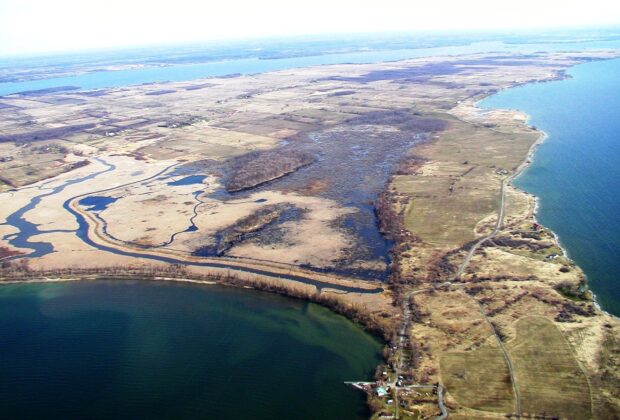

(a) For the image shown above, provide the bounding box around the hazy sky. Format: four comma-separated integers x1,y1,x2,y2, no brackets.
1,0,620,55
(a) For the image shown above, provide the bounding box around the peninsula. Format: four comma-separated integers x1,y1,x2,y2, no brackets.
1,49,619,419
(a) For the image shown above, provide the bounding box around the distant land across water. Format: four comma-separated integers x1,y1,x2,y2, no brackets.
2,37,620,96
480,58,620,316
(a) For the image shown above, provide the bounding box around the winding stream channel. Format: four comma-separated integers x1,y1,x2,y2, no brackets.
2,158,383,294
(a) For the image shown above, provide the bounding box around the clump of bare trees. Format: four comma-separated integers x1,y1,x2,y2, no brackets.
196,204,292,256
0,246,23,260
375,187,421,285
372,154,431,286
225,149,315,192
348,109,449,132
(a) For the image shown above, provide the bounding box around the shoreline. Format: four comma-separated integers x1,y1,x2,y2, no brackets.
0,267,394,341
0,48,480,98
0,270,385,419
473,71,615,318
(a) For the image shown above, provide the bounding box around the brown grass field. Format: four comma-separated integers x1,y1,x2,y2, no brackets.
441,340,515,413
508,316,592,419
394,114,538,250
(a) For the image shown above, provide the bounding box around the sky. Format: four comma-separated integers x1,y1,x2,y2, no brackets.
1,0,620,56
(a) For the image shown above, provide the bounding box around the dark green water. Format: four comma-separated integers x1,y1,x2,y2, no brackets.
0,281,382,419
480,58,620,315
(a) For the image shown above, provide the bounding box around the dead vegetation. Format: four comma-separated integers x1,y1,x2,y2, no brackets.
195,204,297,256
508,317,592,419
589,324,620,419
371,72,619,418
0,246,23,260
441,341,515,413
225,148,315,192
348,109,450,132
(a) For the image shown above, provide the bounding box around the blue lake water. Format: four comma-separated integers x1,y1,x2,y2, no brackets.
480,58,620,315
78,195,118,211
166,175,207,186
3,39,620,97
0,281,382,419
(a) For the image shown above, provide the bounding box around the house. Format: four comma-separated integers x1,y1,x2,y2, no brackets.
376,386,388,397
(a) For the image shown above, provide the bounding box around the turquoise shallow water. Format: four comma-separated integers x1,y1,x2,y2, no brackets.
480,58,620,315
0,281,382,419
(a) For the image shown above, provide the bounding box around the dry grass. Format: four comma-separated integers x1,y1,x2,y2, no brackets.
590,323,620,419
2,51,620,419
394,116,538,249
507,316,591,419
136,126,279,161
440,315,593,418
441,341,515,413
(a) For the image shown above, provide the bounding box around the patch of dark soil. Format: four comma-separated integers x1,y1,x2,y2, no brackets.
184,83,215,91
327,90,356,97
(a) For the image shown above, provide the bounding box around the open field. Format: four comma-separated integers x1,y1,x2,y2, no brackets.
441,341,515,413
395,115,538,249
440,316,594,417
508,316,591,419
